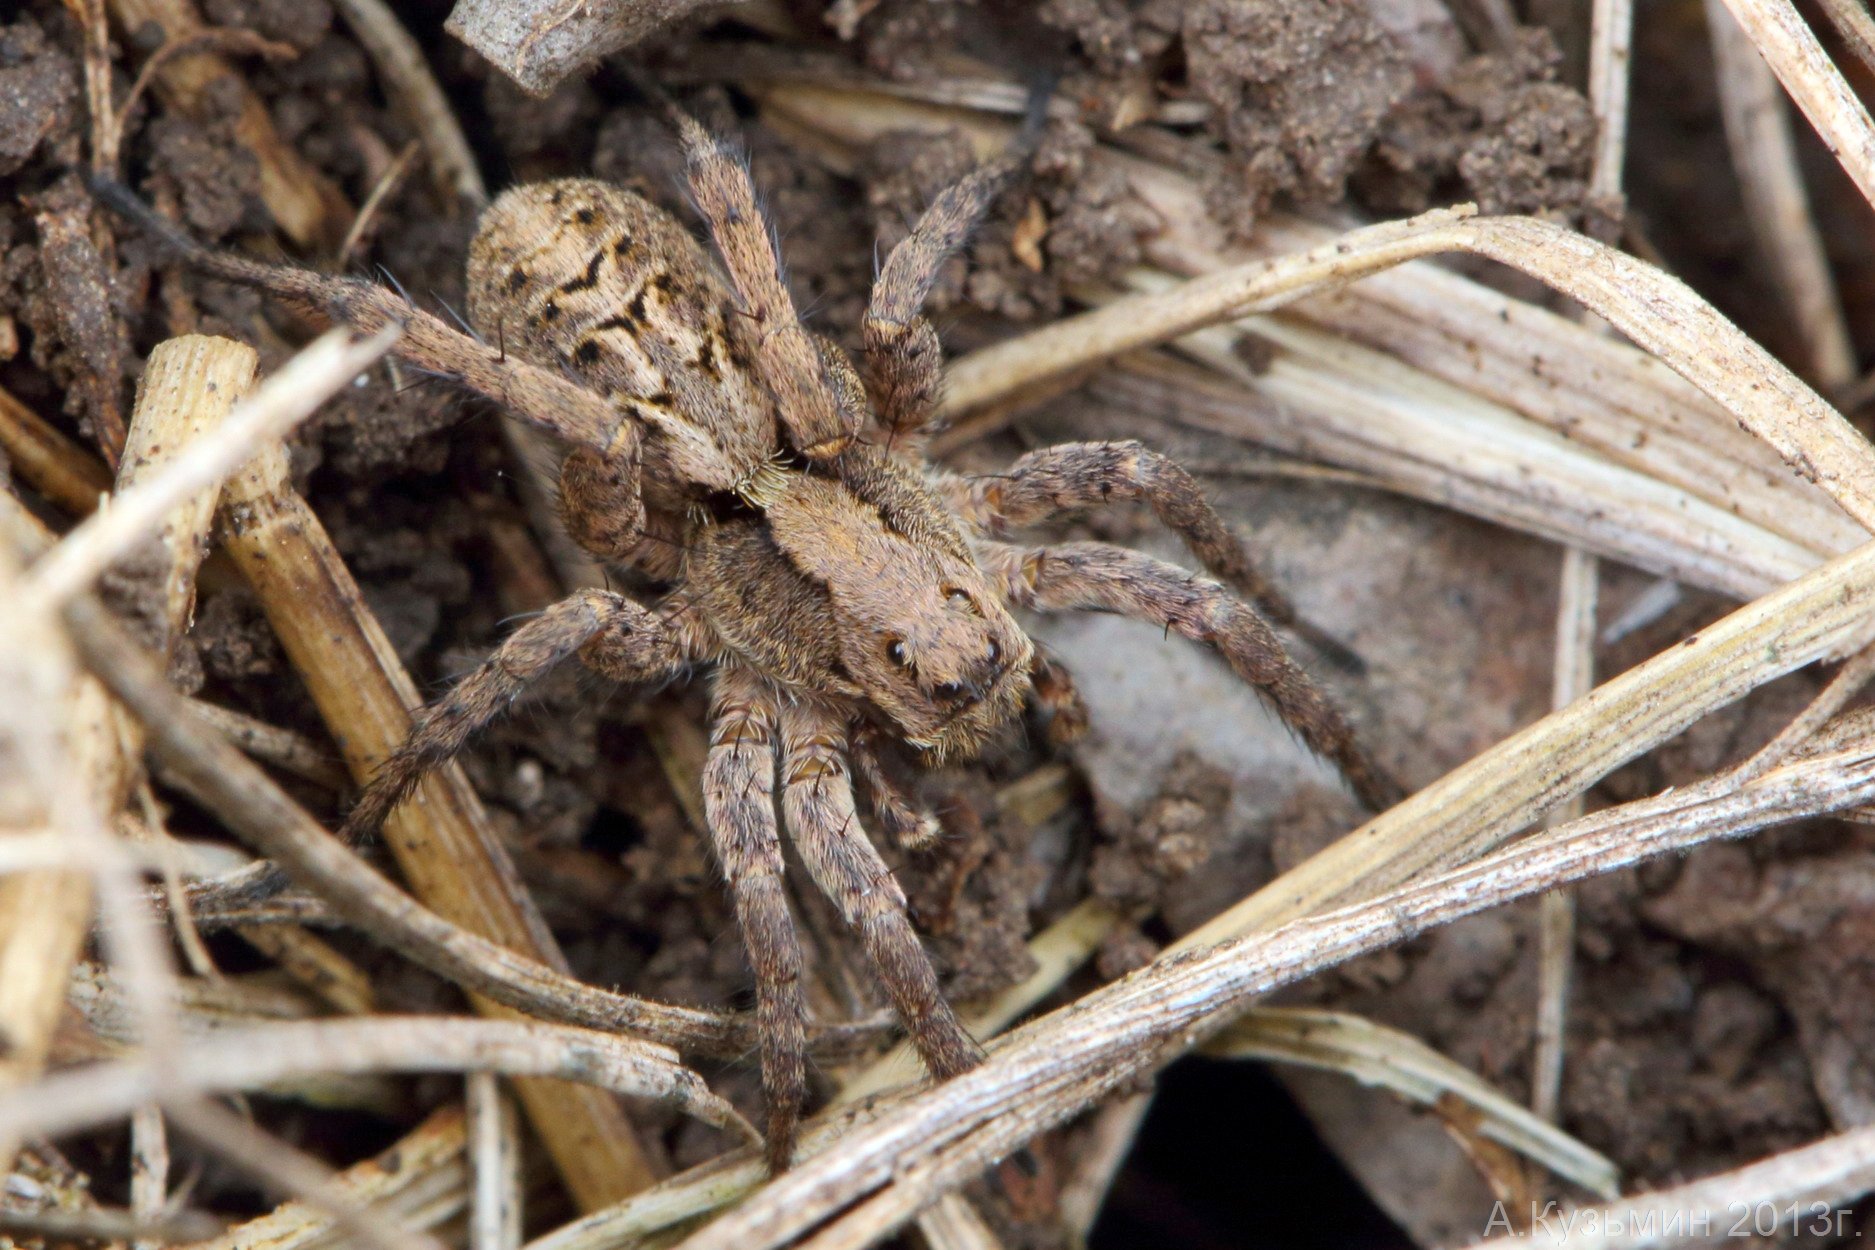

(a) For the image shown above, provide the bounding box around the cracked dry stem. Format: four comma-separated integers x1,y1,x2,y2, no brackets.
214,440,660,1208
0,335,256,1171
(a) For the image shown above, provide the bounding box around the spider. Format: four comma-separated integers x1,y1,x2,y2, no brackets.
106,104,1399,1171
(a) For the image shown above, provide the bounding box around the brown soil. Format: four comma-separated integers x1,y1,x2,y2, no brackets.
3,0,1870,1245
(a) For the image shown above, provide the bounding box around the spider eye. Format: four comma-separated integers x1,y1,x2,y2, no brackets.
945,588,978,614
986,638,1001,665
887,639,910,667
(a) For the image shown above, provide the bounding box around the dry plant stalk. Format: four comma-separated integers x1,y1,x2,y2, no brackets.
1707,0,1875,216
181,699,349,789
468,1072,523,1250
1705,0,1857,388
235,924,376,1014
0,334,255,1171
106,0,349,246
1179,537,1875,953
1203,1009,1617,1196
0,1017,751,1144
942,212,1875,531
24,327,393,612
1090,351,1812,600
211,437,662,1206
444,0,744,96
1816,0,1875,78
1532,544,1597,1124
0,383,111,517
168,1098,447,1250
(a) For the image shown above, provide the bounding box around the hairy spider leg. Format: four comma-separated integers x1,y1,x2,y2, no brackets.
777,700,984,1081
850,728,944,852
700,668,809,1171
953,439,1367,674
978,540,1402,811
667,110,855,460
343,589,691,841
863,159,1019,450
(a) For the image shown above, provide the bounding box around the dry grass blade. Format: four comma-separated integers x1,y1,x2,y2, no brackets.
1706,0,1856,388
170,1099,446,1250
1202,1008,1618,1198
22,326,396,612
838,897,1124,1102
0,382,111,516
675,712,1875,1250
0,1203,223,1244
915,1196,1006,1250
522,1102,896,1250
522,900,1121,1250
1055,1094,1153,1244
939,206,1480,419
0,830,181,874
1816,0,1875,77
1103,336,1813,600
468,1072,523,1250
1533,544,1599,1124
1707,0,1875,215
0,1017,752,1143
0,336,256,1173
183,699,349,790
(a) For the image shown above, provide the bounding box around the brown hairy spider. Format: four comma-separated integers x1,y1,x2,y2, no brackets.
101,105,1398,1170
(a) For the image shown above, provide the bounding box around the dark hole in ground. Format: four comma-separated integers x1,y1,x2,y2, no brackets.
1092,1059,1412,1250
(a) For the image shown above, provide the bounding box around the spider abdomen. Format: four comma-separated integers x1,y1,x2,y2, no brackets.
466,178,778,501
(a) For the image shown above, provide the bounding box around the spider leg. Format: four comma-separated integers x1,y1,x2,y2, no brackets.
700,668,809,1172
667,110,855,460
1029,649,1090,745
850,728,942,852
343,590,690,841
979,540,1402,811
863,161,1016,448
778,701,983,1083
557,433,644,564
952,440,1364,672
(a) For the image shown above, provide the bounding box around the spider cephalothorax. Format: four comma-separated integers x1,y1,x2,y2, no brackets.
296,105,1401,1171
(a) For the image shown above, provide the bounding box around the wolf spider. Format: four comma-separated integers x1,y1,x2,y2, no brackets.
127,103,1395,1168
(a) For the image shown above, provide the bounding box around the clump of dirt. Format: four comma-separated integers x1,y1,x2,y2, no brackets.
1356,28,1598,221
0,17,79,177
1182,0,1415,225
144,107,266,241
1096,752,1234,905
12,175,133,457
1039,0,1596,235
